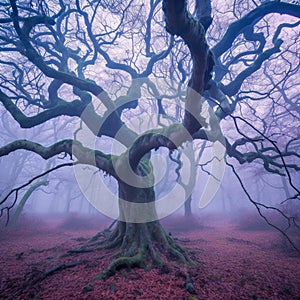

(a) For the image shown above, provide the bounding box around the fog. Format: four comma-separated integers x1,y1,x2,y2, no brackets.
0,109,297,229
1,100,299,246
0,0,299,298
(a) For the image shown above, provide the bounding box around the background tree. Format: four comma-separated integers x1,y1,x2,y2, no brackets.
0,0,299,286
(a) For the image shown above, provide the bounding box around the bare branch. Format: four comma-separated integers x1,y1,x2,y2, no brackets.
226,160,300,255
0,139,115,176
212,2,300,58
0,162,74,225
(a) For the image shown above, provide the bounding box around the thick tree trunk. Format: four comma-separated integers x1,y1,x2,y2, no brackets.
94,181,192,279
71,159,193,284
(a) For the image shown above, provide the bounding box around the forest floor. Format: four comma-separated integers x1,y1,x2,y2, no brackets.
0,213,299,300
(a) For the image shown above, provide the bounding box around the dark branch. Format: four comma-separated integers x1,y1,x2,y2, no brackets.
212,2,300,59
0,139,115,176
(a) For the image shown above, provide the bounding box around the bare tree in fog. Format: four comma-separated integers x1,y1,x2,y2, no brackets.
0,108,86,220
0,0,299,284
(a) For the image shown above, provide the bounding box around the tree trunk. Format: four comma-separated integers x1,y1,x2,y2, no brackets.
94,180,192,279
68,157,195,292
184,195,193,217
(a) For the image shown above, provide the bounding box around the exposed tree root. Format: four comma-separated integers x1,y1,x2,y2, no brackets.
24,261,81,287
66,215,195,291
10,217,198,295
94,251,145,280
65,219,198,293
44,262,81,277
89,219,117,243
67,248,93,254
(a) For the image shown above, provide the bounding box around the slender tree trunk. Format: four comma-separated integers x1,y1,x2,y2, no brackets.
184,195,192,217
11,179,48,225
64,188,72,213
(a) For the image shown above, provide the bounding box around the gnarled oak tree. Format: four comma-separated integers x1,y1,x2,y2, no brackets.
0,0,299,288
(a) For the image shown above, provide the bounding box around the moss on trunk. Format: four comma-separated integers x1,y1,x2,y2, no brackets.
69,160,195,292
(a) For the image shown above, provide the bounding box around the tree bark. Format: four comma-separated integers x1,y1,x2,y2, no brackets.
89,160,193,279
184,195,193,217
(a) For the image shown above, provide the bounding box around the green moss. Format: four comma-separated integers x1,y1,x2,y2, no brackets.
113,251,143,269
184,297,198,300
131,123,184,148
94,270,113,280
139,158,152,176
94,252,144,281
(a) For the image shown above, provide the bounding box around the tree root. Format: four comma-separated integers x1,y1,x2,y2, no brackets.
94,251,145,280
44,262,81,276
65,220,198,294
88,220,117,243
67,248,93,254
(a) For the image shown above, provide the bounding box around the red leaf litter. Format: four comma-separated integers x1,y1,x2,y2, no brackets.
0,213,299,300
